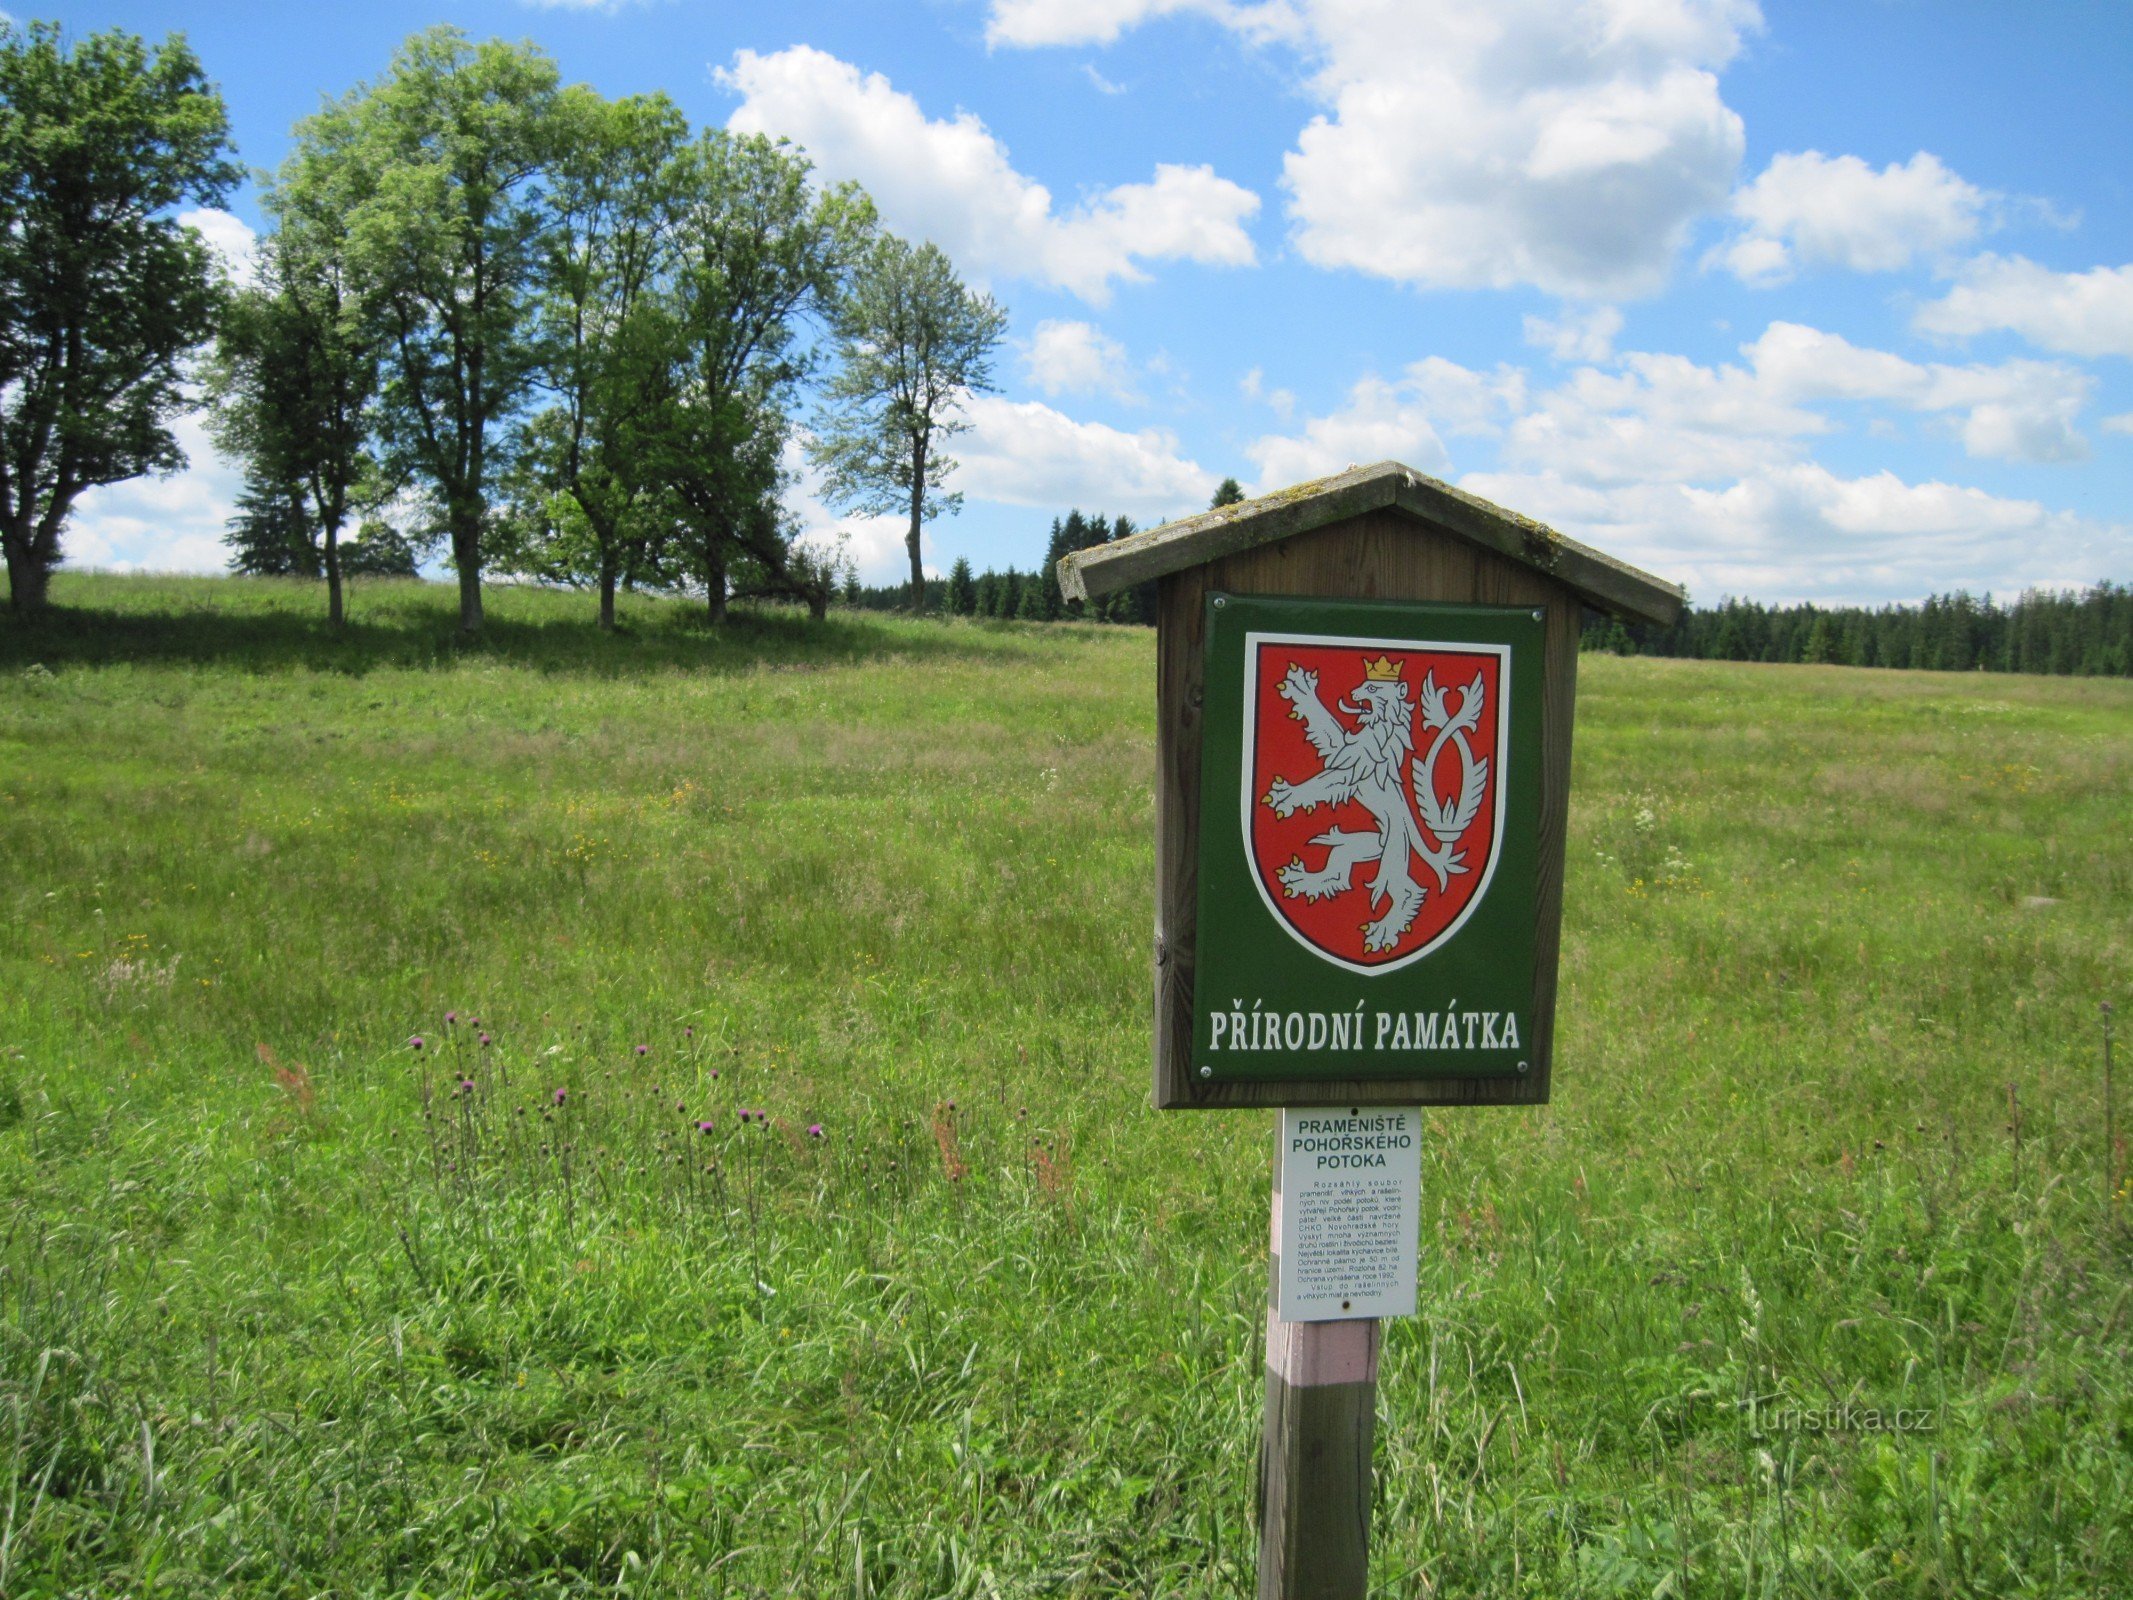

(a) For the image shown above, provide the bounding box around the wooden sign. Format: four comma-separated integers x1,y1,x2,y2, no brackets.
1058,460,1685,1111
1058,461,1684,1600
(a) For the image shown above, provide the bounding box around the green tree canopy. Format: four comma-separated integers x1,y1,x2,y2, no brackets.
342,517,422,578
207,187,383,627
295,27,561,634
509,85,687,629
0,21,238,610
655,130,872,622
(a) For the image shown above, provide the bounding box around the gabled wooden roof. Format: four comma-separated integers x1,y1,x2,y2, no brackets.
1056,460,1686,627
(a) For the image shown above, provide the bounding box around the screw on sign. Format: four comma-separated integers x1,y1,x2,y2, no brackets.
1057,462,1683,1598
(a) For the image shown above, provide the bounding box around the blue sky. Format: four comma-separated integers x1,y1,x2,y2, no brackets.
38,0,2133,604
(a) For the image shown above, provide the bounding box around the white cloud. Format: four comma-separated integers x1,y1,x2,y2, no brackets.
1240,365,1296,418
1462,462,2127,604
1023,319,1137,399
988,1,1755,298
180,207,258,289
719,46,1259,304
1245,355,1531,490
1715,150,1989,285
1279,0,1755,299
1502,350,1823,486
1242,320,2121,599
2102,413,2133,436
1247,377,1448,491
1484,324,2094,481
953,395,1216,516
1913,254,2133,360
986,0,1298,49
64,412,240,574
1524,304,1623,363
1742,322,2092,464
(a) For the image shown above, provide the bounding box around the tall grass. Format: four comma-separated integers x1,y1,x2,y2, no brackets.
1,573,2128,1597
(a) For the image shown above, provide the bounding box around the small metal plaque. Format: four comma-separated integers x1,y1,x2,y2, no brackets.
1275,1108,1422,1321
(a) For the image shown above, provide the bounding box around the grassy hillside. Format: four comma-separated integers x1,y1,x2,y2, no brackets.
2,572,2129,1598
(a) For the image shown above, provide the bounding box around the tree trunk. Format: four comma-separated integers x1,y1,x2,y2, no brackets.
807,583,828,622
324,523,345,629
704,537,727,625
4,534,51,613
599,555,618,632
906,436,927,612
453,515,483,635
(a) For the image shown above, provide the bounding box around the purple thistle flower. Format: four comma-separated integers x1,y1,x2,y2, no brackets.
807,1123,823,1139
409,1035,425,1051
737,1108,753,1123
697,1120,715,1134
684,1026,694,1038
479,1032,492,1047
459,1078,474,1094
710,1069,720,1081
552,1087,568,1106
636,1044,648,1056
445,1012,457,1024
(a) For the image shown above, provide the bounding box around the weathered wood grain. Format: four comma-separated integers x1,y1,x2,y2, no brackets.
1151,508,1576,1110
1061,460,1684,627
1257,1312,1381,1599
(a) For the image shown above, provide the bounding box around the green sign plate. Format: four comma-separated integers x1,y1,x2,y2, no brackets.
1192,592,1545,1084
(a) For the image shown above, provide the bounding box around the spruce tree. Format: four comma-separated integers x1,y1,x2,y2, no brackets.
1211,477,1246,508
1804,614,1837,664
1110,514,1155,625
1015,569,1046,620
224,474,320,577
946,555,976,615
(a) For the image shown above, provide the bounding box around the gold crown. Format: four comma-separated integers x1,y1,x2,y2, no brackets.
1361,654,1403,682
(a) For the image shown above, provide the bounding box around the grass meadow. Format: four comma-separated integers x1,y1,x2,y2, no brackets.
2,572,2130,1598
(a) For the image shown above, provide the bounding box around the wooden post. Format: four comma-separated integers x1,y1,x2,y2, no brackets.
1259,1141,1381,1599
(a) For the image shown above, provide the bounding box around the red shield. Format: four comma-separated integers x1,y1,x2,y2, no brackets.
1242,633,1508,973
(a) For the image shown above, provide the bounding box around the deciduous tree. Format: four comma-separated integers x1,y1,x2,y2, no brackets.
342,518,421,578
811,236,1004,611
207,195,382,626
0,22,238,611
299,28,560,635
655,131,871,622
514,86,686,629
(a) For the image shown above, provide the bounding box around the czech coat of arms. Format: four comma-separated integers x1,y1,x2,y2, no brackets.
1242,634,1508,973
